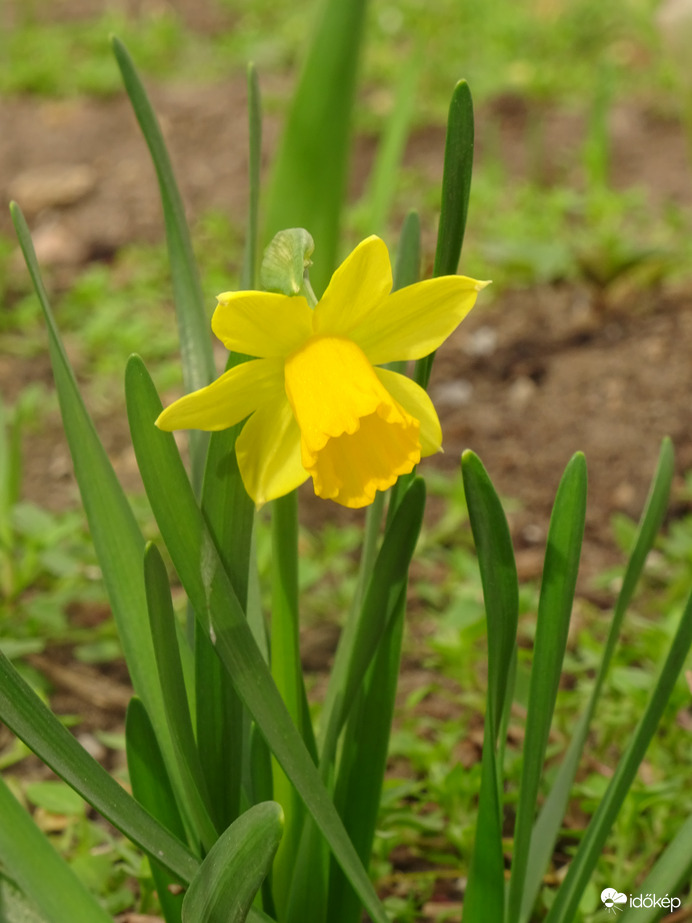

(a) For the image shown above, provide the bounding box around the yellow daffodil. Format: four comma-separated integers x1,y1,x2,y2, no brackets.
156,235,488,508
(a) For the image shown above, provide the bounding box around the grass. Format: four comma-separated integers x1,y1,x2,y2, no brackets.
1,0,692,918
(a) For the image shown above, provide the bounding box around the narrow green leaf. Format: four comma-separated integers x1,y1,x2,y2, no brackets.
144,542,219,851
416,79,474,389
461,450,518,742
264,0,368,294
125,355,389,923
242,62,262,290
126,697,186,923
393,211,421,292
545,587,692,923
619,815,692,923
111,36,214,488
197,351,256,832
182,803,283,923
508,452,587,923
520,438,675,923
461,451,518,923
9,201,187,831
327,593,406,923
0,649,199,884
462,728,506,923
319,478,426,773
0,774,112,923
270,491,310,911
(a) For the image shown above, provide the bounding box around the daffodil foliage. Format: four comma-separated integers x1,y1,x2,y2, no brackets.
156,236,487,508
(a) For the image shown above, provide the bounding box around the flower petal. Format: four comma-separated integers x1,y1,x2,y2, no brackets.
284,336,420,508
235,394,309,507
313,236,393,336
212,291,313,358
155,358,284,432
351,275,489,364
374,368,442,457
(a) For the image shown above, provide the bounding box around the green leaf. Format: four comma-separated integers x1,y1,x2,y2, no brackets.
181,803,283,923
9,201,188,834
462,726,505,923
461,451,518,922
126,697,186,923
461,450,518,742
111,36,214,489
416,79,474,390
319,477,426,772
545,585,692,923
144,542,219,851
0,774,112,923
327,593,406,923
270,491,312,910
197,350,256,832
125,355,389,923
0,649,199,884
263,0,368,295
508,452,587,923
242,62,262,290
520,437,675,923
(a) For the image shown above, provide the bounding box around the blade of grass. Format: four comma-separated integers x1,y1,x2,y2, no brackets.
415,79,474,389
0,774,113,923
111,36,214,489
544,584,692,923
181,803,283,923
519,437,675,923
507,453,587,923
125,355,389,923
0,649,199,883
9,201,189,834
263,0,368,294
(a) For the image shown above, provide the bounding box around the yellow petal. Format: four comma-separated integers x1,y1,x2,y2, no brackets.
155,358,284,432
235,394,309,507
212,291,314,358
284,335,420,508
313,236,393,337
351,276,490,365
374,368,442,457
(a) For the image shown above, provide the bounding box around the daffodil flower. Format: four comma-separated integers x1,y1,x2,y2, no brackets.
156,235,488,508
